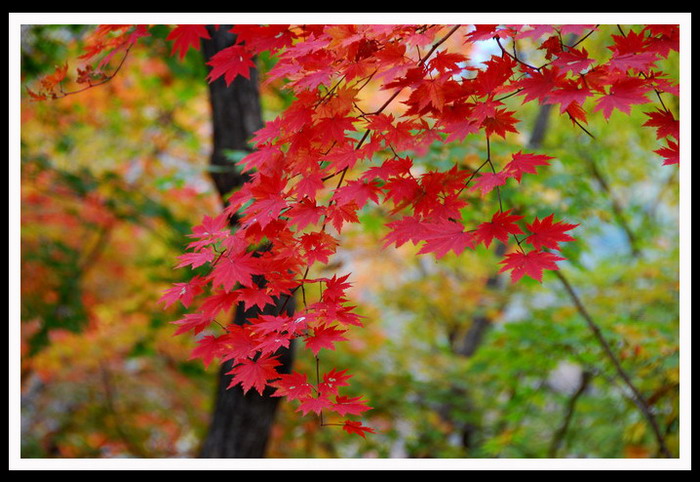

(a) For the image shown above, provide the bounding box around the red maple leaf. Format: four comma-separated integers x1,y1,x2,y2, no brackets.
517,67,561,104
199,290,240,318
249,314,292,335
383,175,421,211
545,78,593,113
171,312,213,336
321,273,353,302
325,200,360,234
499,250,566,283
254,332,292,357
474,210,524,248
470,171,508,196
221,325,260,363
593,77,652,120
333,179,381,209
655,139,679,165
237,144,282,173
330,395,372,417
160,276,205,309
297,394,333,416
226,354,282,395
318,367,352,396
564,101,589,126
206,44,256,85
210,251,260,290
175,249,215,269
417,220,476,259
236,286,274,311
189,334,228,368
429,50,469,74
525,214,578,251
292,171,325,200
270,371,313,401
299,231,339,265
342,420,376,438
643,108,679,140
315,115,357,144
229,25,294,54
502,151,553,182
481,108,519,139
466,24,510,42
186,214,230,250
167,25,211,60
552,47,595,74
305,325,348,356
287,198,325,231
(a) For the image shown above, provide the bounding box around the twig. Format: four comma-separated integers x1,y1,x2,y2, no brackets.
547,370,593,457
553,270,672,458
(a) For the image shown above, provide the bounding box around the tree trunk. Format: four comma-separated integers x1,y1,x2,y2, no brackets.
198,25,295,458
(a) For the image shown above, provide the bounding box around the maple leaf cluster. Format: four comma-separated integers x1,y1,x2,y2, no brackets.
152,24,678,436
31,23,677,437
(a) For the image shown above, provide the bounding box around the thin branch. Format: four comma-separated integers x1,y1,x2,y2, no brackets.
553,270,672,458
419,24,462,64
584,155,641,257
44,44,134,100
568,26,599,49
495,37,540,71
547,370,593,457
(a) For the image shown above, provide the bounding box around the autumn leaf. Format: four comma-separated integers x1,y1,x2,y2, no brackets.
318,368,352,396
552,47,595,74
593,77,652,120
474,210,524,248
429,50,468,74
220,325,260,363
167,25,211,60
525,214,579,251
236,286,274,311
499,250,567,283
417,220,476,259
210,251,260,290
470,171,508,197
160,276,205,308
189,334,229,368
481,108,519,139
643,108,679,140
502,151,553,182
254,332,292,356
517,67,561,104
545,79,593,113
226,354,282,395
330,395,373,416
230,24,294,54
342,420,376,438
305,325,348,356
270,371,313,401
332,179,381,209
287,198,325,231
206,44,256,85
297,394,333,416
175,249,215,269
655,139,679,165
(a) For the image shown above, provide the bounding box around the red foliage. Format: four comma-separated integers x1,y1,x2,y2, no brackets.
30,23,679,438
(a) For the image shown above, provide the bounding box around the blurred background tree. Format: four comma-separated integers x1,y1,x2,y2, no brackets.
17,22,681,460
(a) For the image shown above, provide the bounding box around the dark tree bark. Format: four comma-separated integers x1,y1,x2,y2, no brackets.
198,25,295,458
